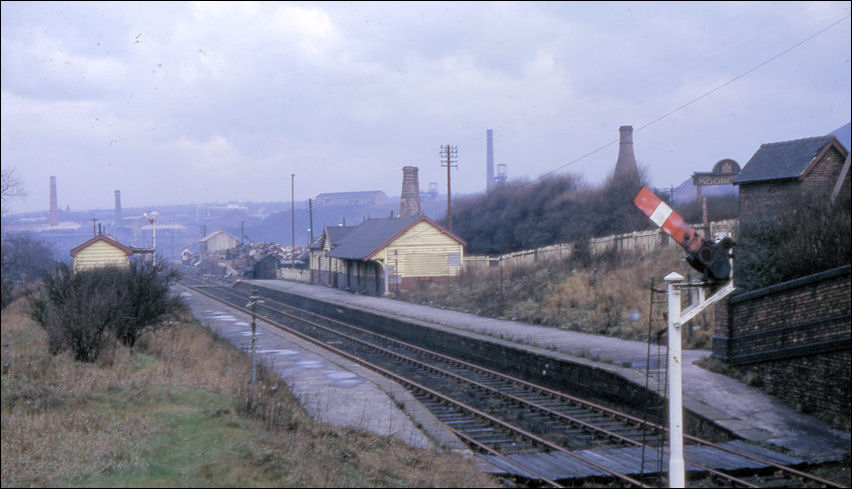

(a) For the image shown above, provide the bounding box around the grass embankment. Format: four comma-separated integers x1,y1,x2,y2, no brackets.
1,300,498,488
401,247,717,349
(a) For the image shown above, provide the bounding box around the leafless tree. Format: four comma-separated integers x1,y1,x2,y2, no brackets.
1,167,26,212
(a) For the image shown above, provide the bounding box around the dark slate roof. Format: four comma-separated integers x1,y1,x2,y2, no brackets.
325,226,356,247
733,135,839,185
327,216,421,260
308,234,325,250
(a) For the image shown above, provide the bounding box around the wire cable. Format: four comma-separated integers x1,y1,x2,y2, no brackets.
523,13,851,187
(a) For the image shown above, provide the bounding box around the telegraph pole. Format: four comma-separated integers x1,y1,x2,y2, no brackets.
291,173,295,269
441,144,458,231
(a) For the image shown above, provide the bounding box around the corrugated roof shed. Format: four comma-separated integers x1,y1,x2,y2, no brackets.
733,135,842,185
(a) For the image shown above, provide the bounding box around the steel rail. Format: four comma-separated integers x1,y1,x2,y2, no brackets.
218,284,765,487
183,278,847,488
184,282,651,488
449,428,566,488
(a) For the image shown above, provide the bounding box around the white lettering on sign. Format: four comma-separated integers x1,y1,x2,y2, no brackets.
693,175,735,186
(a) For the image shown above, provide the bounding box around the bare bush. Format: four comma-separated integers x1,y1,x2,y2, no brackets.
28,260,184,362
114,260,183,348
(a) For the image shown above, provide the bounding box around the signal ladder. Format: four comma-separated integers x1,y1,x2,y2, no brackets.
639,277,669,484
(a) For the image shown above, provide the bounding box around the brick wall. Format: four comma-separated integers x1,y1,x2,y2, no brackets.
801,146,847,195
737,180,798,221
713,265,851,423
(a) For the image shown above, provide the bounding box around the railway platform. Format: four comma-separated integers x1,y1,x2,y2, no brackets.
245,279,850,464
178,285,466,453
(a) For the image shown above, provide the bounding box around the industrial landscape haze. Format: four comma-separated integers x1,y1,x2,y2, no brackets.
2,2,850,488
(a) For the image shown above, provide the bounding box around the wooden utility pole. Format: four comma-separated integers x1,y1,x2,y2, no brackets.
291,174,295,268
441,144,458,231
308,198,314,243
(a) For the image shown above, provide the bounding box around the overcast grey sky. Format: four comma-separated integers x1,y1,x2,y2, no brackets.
2,1,850,214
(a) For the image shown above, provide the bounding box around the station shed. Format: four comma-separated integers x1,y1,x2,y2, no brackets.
324,215,465,295
69,234,134,272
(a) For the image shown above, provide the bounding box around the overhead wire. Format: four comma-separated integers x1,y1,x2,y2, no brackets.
520,13,852,188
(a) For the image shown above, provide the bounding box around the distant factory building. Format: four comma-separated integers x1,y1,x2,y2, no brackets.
69,234,134,272
734,135,849,220
199,230,240,261
314,190,387,207
317,215,466,296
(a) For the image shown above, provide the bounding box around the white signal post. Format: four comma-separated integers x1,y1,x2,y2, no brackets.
664,272,686,488
143,211,159,266
663,272,736,488
635,186,737,487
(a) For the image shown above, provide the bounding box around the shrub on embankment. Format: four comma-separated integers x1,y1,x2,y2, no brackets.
400,245,716,349
1,298,498,487
27,260,184,362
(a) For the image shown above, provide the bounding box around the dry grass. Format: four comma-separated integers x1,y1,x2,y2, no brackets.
401,246,717,349
1,299,498,487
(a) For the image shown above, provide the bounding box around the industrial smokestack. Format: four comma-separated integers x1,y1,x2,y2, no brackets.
399,166,421,217
114,190,122,224
49,176,58,226
486,129,494,191
614,125,640,185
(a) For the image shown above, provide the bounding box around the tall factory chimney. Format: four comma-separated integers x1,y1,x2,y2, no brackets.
486,129,494,192
49,176,59,226
399,166,421,217
614,125,640,185
114,190,122,224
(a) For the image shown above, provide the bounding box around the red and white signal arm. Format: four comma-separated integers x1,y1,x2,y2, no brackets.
633,187,703,253
633,186,734,282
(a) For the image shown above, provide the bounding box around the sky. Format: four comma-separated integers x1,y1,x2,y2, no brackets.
2,1,850,215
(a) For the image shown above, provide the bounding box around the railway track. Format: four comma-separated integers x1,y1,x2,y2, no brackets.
179,273,847,488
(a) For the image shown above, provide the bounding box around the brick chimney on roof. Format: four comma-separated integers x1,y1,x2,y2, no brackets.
399,166,421,217
614,125,640,184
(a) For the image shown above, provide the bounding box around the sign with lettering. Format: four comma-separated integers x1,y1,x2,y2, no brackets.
692,159,740,187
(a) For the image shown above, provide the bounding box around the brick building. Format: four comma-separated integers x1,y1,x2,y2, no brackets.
733,135,849,220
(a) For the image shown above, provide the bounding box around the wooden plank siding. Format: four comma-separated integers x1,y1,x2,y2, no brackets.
376,221,464,279
72,240,131,272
